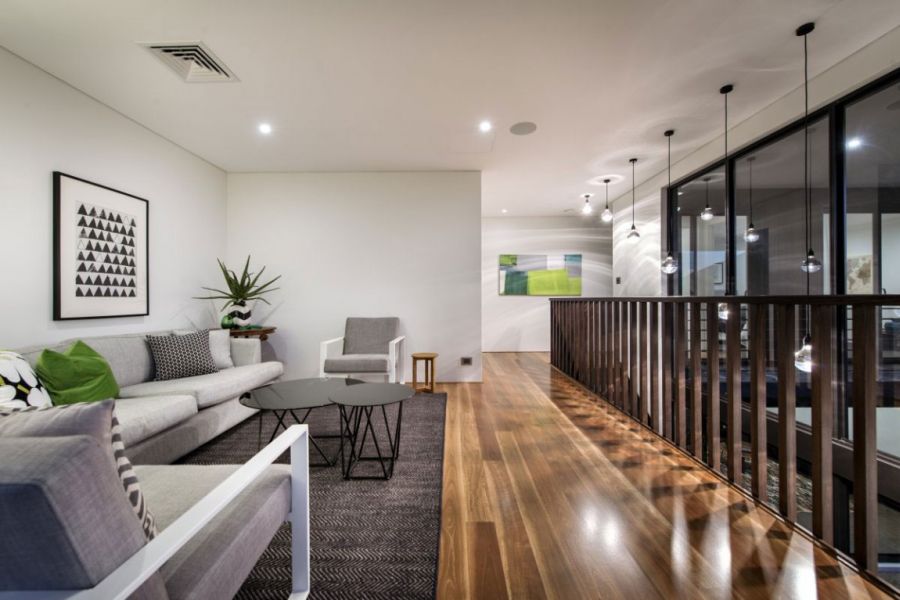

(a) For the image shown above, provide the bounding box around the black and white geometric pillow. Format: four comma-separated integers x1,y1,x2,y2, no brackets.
0,351,52,411
111,409,157,540
146,330,218,381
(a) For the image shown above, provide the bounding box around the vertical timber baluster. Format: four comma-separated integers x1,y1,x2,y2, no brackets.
811,304,834,545
749,303,768,502
651,302,661,435
615,302,624,410
662,303,673,440
726,301,742,484
629,302,638,417
640,302,649,426
607,303,615,402
675,302,687,449
776,304,797,521
852,304,878,572
592,301,599,393
690,302,703,459
707,303,721,472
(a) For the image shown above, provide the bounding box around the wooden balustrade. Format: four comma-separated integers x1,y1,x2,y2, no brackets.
550,294,900,578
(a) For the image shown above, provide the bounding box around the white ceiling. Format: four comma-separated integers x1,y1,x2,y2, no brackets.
1,0,899,216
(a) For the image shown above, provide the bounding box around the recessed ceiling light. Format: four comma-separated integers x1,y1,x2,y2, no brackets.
510,121,537,135
258,122,273,135
846,137,862,149
501,208,508,214
478,120,493,133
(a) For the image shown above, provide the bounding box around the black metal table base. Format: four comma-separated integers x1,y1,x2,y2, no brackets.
339,403,404,480
256,407,343,467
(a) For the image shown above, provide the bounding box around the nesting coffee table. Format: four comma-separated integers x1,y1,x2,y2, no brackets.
242,378,414,478
330,382,414,480
241,377,364,465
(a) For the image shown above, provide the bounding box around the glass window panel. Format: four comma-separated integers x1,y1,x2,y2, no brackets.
734,117,831,295
674,165,726,296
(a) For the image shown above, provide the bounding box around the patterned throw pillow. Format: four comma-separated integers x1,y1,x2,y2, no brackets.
0,351,52,411
146,330,218,381
0,401,158,540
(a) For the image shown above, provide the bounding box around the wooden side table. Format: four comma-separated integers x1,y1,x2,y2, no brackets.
229,326,277,342
411,352,438,393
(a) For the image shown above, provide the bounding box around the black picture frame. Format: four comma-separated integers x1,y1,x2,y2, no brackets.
53,171,150,320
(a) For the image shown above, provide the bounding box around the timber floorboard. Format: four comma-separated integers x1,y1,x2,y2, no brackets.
435,352,897,600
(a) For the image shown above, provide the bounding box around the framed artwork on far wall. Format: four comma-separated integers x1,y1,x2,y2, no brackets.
53,172,149,320
498,253,582,296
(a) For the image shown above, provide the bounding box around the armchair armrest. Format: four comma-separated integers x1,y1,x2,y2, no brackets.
7,426,311,600
388,336,406,384
319,337,344,377
230,337,262,366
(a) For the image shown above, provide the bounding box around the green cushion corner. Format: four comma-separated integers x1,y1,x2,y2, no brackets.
35,340,119,405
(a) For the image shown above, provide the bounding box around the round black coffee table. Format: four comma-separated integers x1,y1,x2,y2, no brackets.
330,382,414,480
241,377,364,465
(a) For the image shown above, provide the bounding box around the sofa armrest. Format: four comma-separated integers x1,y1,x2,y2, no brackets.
230,338,261,367
388,336,405,384
319,337,344,377
5,426,312,600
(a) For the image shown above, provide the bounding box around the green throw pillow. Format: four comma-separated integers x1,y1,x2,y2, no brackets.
36,341,119,405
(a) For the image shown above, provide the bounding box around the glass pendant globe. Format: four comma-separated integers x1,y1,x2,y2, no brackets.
582,200,593,215
600,207,613,223
794,335,813,373
660,253,679,275
700,206,715,221
744,225,760,243
801,251,822,273
627,225,640,240
717,302,729,321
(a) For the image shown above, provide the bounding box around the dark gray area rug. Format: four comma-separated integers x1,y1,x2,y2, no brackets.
177,392,447,600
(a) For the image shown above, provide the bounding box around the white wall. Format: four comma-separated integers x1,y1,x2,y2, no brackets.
611,26,900,295
226,172,482,382
0,47,227,349
482,216,612,351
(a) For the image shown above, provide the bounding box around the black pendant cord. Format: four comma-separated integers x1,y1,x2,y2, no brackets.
748,158,754,225
665,129,674,254
630,158,637,226
604,179,610,211
705,178,710,209
804,31,811,300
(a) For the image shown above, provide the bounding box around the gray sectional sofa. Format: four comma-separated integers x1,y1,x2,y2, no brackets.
16,330,283,464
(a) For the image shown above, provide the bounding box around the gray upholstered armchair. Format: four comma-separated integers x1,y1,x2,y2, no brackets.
319,317,405,383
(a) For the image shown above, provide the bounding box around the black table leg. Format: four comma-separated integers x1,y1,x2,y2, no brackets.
340,401,405,480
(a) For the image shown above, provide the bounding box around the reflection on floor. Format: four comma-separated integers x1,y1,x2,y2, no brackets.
436,352,897,599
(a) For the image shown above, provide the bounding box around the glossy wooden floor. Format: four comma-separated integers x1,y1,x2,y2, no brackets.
435,352,896,600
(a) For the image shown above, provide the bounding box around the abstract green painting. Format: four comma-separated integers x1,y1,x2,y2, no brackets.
498,254,582,296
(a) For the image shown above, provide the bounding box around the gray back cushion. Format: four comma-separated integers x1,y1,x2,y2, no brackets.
17,334,156,387
0,436,166,596
343,317,399,355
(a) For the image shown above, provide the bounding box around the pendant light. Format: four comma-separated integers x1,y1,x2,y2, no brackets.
661,129,679,274
600,179,613,223
795,21,817,373
798,23,822,275
700,176,714,221
627,158,640,240
744,156,760,242
581,193,593,215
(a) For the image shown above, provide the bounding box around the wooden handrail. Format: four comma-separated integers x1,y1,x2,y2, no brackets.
550,295,895,582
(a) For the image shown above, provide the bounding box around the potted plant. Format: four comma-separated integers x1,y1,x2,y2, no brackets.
195,256,281,329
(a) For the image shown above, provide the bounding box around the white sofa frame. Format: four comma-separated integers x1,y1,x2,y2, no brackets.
319,335,406,383
2,426,311,600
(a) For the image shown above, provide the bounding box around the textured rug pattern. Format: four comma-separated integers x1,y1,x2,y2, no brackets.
177,393,446,600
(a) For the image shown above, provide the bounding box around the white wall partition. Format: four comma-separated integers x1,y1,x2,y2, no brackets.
226,172,482,382
0,47,227,349
482,216,612,352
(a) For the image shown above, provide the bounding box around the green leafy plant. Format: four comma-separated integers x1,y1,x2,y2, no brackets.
195,256,281,310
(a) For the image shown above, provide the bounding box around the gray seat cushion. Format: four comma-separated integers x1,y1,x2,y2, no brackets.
136,464,291,600
118,362,284,409
323,353,390,373
114,395,198,447
343,317,399,354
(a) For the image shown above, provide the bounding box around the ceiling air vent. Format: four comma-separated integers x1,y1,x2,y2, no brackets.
142,42,237,83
